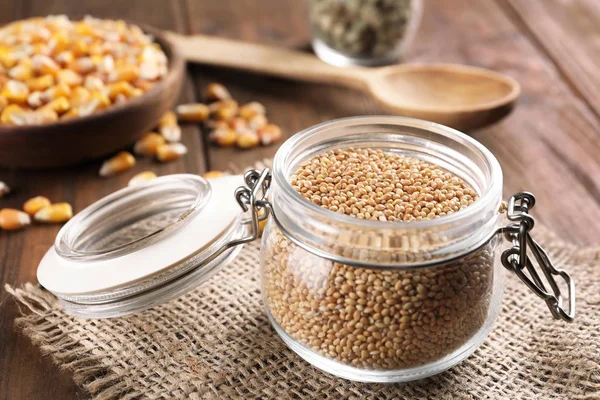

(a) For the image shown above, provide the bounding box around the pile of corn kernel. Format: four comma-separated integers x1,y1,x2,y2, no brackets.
176,82,283,149
0,15,167,125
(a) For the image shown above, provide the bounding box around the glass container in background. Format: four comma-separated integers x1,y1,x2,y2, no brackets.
310,0,423,67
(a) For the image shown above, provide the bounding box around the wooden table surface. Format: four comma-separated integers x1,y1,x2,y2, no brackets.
1,0,599,398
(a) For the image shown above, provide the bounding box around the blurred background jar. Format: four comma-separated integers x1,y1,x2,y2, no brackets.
309,0,423,67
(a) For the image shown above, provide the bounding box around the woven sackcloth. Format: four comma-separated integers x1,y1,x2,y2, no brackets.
5,163,600,399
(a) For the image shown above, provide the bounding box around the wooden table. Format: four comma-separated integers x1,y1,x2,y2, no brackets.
1,0,599,398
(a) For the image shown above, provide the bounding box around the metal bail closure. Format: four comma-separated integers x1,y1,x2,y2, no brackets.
500,192,576,322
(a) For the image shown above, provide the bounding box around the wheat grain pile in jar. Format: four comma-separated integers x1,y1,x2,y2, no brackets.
36,116,575,383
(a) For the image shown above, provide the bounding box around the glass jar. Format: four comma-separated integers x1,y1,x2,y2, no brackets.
309,0,423,66
37,116,574,383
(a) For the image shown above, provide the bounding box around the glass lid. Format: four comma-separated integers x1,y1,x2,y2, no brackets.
37,174,247,318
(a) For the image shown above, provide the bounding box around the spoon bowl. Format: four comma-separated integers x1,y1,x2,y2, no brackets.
367,64,520,131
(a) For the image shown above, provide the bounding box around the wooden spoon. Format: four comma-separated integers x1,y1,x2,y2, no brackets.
167,32,520,131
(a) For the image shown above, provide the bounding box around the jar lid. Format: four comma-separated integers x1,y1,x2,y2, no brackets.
37,174,246,318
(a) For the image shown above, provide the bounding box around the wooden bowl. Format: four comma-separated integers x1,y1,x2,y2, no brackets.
0,24,185,168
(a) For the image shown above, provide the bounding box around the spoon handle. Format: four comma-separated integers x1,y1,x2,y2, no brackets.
165,32,368,90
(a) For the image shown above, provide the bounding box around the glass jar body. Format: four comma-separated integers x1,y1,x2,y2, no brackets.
261,220,504,382
309,0,423,66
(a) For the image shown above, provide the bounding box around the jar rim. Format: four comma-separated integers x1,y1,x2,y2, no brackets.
273,116,503,232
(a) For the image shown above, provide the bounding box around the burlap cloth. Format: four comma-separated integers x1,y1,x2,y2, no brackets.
5,205,600,399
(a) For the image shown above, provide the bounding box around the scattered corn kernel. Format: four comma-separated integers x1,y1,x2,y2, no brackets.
128,171,157,187
99,151,135,177
133,132,166,156
248,113,268,131
236,132,260,149
229,117,248,134
238,102,266,120
34,203,73,223
176,103,209,122
156,143,187,162
0,208,31,230
211,128,237,147
57,69,83,86
23,196,51,216
257,124,282,146
159,111,182,142
205,82,231,102
203,171,224,179
210,99,238,121
0,181,10,198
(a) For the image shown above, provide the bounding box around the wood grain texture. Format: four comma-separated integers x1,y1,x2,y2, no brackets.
0,0,599,398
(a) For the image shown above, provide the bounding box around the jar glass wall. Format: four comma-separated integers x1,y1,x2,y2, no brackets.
309,0,424,67
259,116,506,381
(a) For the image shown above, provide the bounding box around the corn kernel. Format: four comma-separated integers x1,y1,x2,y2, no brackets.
41,96,70,114
236,132,260,149
27,74,55,91
8,108,58,125
257,124,282,146
248,113,268,131
0,95,7,113
0,208,31,230
205,82,231,102
0,181,10,198
176,103,209,123
203,171,224,179
71,57,95,74
209,99,238,121
70,86,91,107
112,64,139,82
238,101,266,120
32,54,60,75
159,111,181,142
229,117,248,134
83,75,105,91
0,104,23,123
2,80,29,103
34,202,73,223
130,88,143,97
27,91,44,108
8,59,32,81
211,128,237,147
43,82,71,100
133,79,154,91
99,151,135,177
49,32,70,55
133,132,165,156
128,171,157,187
55,50,74,66
57,69,83,86
89,91,110,109
106,81,134,100
156,143,187,162
23,196,51,216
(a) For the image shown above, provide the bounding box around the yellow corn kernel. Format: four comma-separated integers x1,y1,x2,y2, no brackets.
55,50,74,66
8,108,58,126
203,171,224,179
0,208,31,230
204,82,231,102
83,75,105,91
133,79,154,91
113,64,139,82
156,143,187,163
0,104,24,123
257,124,282,146
74,21,97,37
41,96,70,114
49,31,70,55
23,196,51,216
27,74,55,91
61,108,79,119
71,39,88,57
0,95,7,113
211,128,237,147
70,86,91,107
106,81,134,100
43,82,71,100
133,132,165,156
34,202,73,223
229,117,248,134
70,57,95,74
248,113,268,131
32,54,60,75
0,47,17,69
128,171,157,187
236,132,260,149
56,69,83,86
89,91,110,109
176,103,209,123
0,181,10,198
238,101,266,120
209,99,238,121
2,80,29,104
130,88,143,97
158,111,181,142
8,59,33,81
99,151,135,177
